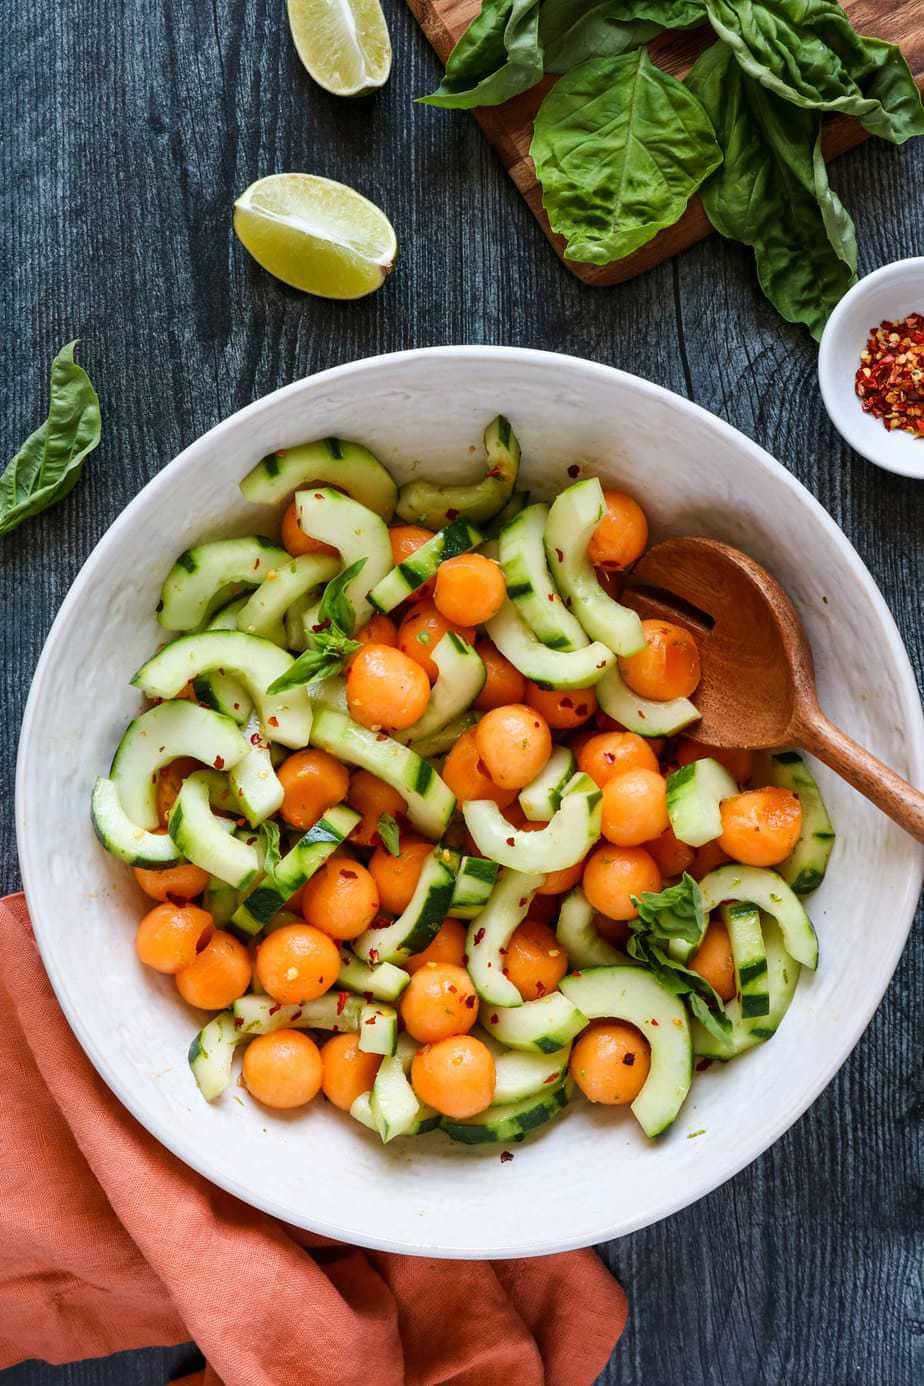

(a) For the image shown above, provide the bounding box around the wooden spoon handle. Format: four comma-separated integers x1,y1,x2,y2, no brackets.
796,710,924,843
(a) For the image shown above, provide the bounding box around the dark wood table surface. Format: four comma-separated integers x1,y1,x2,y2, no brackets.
2,2,922,1383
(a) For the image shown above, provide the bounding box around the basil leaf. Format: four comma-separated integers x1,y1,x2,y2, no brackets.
688,41,857,339
539,0,661,74
266,647,342,694
258,820,282,876
627,926,731,1037
377,813,401,856
531,50,722,265
632,872,705,945
0,341,101,537
317,557,366,637
420,0,544,108
704,0,924,145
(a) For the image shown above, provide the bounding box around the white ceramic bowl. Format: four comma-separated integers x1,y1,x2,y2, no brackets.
17,347,924,1258
818,257,924,479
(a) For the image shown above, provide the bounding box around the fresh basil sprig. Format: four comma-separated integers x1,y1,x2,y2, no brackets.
419,0,544,109
1,342,101,537
628,873,732,1042
688,42,857,339
266,558,365,694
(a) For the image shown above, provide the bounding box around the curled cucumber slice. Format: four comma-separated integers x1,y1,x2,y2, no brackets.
239,437,398,519
395,415,520,529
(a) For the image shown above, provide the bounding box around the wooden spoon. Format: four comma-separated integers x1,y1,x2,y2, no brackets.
621,536,924,843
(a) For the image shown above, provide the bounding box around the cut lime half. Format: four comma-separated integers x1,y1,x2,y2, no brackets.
287,0,392,97
233,174,397,300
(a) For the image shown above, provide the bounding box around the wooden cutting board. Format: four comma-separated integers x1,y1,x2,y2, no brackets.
405,0,924,284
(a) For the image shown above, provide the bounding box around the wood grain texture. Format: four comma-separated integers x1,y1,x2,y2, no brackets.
0,1,922,1384
406,0,924,283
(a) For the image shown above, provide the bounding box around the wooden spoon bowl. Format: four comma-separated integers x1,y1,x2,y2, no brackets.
621,536,924,842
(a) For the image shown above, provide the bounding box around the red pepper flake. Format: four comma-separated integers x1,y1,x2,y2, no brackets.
505,837,515,847
490,1013,499,1024
555,547,564,563
547,592,555,602
368,948,379,963
519,899,527,908
486,465,503,479
267,715,279,728
364,1015,378,1025
447,507,459,520
854,312,924,438
543,1072,558,1083
447,984,458,993
268,1003,282,1016
695,1057,713,1073
604,751,615,763
500,1150,514,1163
462,953,469,965
370,914,392,929
473,927,486,945
253,559,260,571
363,991,374,1003
561,696,574,709
623,1053,636,1067
341,868,358,879
213,755,225,769
535,980,546,996
336,991,349,1015
233,1016,244,1029
314,491,325,499
376,732,389,742
649,1017,659,1027
464,994,476,1008
291,1008,303,1021
567,464,580,478
596,660,607,670
233,702,241,711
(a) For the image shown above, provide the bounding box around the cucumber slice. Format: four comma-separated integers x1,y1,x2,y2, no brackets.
480,992,588,1053
198,598,256,717
307,674,350,717
692,918,800,1059
486,600,615,690
723,902,769,1018
235,553,340,640
91,777,182,867
310,708,456,840
284,592,313,652
447,855,499,918
337,952,410,1002
596,664,700,738
169,771,260,889
398,633,485,745
228,714,285,827
518,745,577,822
158,537,289,631
492,1044,571,1104
370,1053,422,1141
188,1012,240,1101
230,805,360,935
110,700,248,831
232,990,365,1035
350,1089,441,1138
368,520,484,614
204,874,239,925
132,631,314,749
483,489,530,540
698,864,818,970
295,489,392,629
442,1076,573,1145
555,887,629,968
666,757,737,847
193,673,253,725
764,752,836,895
499,503,588,651
358,1002,398,1056
463,773,602,872
559,966,692,1137
466,868,545,1006
395,415,520,529
409,712,480,759
240,437,398,517
545,479,646,657
353,847,457,963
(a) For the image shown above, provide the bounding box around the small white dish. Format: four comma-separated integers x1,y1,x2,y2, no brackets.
15,347,924,1258
818,257,924,480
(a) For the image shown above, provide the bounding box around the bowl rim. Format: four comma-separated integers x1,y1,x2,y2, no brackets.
818,256,924,480
16,345,924,1257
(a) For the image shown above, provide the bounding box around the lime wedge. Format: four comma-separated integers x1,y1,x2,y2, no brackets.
287,0,391,97
233,174,397,300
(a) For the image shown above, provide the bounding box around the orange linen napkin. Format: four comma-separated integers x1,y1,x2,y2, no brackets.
0,893,627,1385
